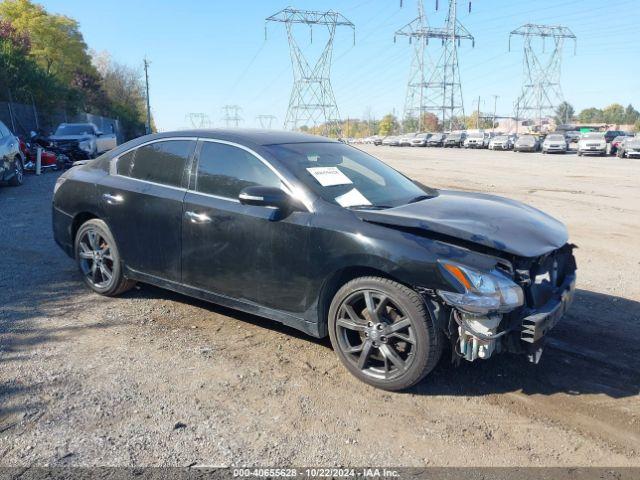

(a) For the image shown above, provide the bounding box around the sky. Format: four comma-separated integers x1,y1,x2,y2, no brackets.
39,0,640,131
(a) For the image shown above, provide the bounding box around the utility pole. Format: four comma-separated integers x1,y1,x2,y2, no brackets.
395,1,475,133
143,57,151,135
476,96,481,130
492,94,499,133
266,8,355,136
510,24,576,131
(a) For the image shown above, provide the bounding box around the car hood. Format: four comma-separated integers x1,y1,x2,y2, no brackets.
354,190,568,258
625,140,640,148
49,135,93,142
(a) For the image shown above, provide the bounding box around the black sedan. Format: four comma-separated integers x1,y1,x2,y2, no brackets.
53,130,577,390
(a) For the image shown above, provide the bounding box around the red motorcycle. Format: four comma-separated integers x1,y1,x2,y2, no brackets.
19,135,68,172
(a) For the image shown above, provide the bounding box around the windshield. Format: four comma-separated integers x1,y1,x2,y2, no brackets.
546,135,565,141
582,132,604,139
494,135,509,141
266,142,433,209
447,134,461,139
518,135,535,143
55,124,94,136
430,134,443,140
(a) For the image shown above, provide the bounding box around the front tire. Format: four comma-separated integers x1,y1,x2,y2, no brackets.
328,277,442,391
74,219,135,296
8,157,23,186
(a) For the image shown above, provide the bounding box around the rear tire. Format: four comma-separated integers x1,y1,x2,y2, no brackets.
328,276,443,391
74,219,135,296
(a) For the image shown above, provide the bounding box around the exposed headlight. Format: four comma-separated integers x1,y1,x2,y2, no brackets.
78,140,93,152
437,261,524,315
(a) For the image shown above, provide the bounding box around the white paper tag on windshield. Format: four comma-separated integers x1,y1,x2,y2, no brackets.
306,166,352,187
335,188,371,208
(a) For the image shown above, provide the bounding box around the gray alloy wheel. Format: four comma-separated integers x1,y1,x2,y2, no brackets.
328,277,443,391
8,158,23,186
74,219,135,296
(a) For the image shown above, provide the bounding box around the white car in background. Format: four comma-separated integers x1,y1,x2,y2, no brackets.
488,135,513,150
577,132,607,156
399,132,417,146
49,123,118,159
542,134,568,154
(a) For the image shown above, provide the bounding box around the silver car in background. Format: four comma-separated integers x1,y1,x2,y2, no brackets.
514,135,539,152
410,133,432,147
577,132,607,156
542,134,568,154
488,135,513,150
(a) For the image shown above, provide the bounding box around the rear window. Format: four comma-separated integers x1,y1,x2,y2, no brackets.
117,140,195,187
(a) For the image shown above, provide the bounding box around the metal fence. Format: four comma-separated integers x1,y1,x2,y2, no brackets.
0,101,123,144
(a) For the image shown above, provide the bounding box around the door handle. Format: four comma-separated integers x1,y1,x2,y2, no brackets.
102,193,124,205
185,211,212,224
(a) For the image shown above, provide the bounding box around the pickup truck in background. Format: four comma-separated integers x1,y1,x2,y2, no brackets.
48,123,118,160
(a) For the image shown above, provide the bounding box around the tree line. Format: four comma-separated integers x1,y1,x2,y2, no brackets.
555,101,640,129
0,0,149,139
304,101,640,138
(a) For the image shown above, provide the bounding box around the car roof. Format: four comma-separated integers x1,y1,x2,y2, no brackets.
142,129,337,147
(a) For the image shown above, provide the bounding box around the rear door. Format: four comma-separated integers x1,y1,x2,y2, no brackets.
181,140,312,312
100,138,196,282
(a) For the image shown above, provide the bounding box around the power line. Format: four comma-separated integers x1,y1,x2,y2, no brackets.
256,115,277,129
221,105,243,128
265,7,355,136
395,0,475,131
510,24,577,129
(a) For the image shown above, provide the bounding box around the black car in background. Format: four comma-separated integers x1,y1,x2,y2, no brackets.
0,120,24,187
52,130,577,390
603,130,625,143
426,133,445,147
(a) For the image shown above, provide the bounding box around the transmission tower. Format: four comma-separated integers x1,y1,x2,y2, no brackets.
266,8,355,136
396,0,474,132
256,115,277,129
510,24,576,129
185,113,212,129
221,105,243,128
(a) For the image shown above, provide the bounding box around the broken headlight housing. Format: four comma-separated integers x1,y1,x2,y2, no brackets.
437,261,524,315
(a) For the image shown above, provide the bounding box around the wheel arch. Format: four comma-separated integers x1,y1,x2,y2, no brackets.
71,211,101,244
316,265,407,338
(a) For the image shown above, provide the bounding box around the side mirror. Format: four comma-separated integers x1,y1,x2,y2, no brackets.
96,131,103,137
238,186,293,211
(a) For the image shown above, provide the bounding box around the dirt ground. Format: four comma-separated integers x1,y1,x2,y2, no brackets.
1,146,639,467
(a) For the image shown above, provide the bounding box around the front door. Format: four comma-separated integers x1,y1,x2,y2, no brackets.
100,139,196,282
181,140,312,313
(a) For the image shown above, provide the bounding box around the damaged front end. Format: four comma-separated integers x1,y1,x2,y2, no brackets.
431,243,577,364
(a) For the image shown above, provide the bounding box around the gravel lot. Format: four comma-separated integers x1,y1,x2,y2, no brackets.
1,146,639,467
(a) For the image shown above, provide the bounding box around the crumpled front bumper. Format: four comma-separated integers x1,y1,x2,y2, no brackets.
521,274,576,344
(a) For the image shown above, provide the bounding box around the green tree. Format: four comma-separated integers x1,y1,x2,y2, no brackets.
602,103,625,124
554,101,575,125
464,111,494,130
378,114,399,136
0,0,94,82
623,104,639,125
578,107,604,123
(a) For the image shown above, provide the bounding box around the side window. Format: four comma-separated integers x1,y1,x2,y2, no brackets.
129,140,194,187
196,142,282,198
116,150,136,176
